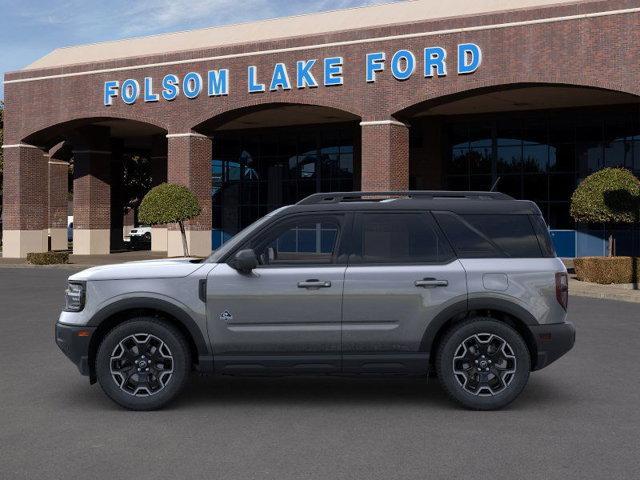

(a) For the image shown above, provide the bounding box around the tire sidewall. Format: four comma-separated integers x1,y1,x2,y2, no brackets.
437,318,531,410
96,318,190,410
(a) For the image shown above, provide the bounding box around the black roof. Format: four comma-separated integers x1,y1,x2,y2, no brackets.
280,191,541,216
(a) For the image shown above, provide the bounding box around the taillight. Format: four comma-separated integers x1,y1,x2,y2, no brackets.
555,272,568,310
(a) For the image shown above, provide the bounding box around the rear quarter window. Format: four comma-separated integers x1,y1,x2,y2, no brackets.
434,212,548,258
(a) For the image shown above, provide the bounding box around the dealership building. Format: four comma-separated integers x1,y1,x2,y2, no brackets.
3,0,640,257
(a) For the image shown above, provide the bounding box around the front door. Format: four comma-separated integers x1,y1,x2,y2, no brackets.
206,213,348,373
341,211,467,373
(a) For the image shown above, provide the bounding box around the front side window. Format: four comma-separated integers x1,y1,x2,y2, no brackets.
353,212,454,264
250,216,341,266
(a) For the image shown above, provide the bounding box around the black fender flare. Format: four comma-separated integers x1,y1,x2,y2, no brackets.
420,297,539,354
88,297,211,358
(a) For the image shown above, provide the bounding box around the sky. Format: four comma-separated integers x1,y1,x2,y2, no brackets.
0,0,401,100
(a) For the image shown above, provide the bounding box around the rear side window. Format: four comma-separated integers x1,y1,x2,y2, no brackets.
353,212,454,264
434,212,546,258
530,215,556,257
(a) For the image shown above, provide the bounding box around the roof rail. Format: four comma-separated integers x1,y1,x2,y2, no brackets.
296,190,513,205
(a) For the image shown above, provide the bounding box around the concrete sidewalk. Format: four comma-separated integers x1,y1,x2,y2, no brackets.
0,250,167,268
569,277,640,304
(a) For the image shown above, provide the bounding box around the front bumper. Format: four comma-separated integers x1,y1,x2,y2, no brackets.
530,321,576,370
55,323,96,376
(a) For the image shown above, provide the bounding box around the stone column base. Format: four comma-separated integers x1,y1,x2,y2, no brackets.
49,228,68,251
2,230,48,258
73,229,110,255
151,227,168,252
167,230,211,258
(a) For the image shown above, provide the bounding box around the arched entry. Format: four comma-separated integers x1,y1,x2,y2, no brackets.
396,83,640,256
4,117,167,257
193,103,361,248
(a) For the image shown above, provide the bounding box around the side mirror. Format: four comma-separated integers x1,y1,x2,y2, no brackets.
231,249,258,273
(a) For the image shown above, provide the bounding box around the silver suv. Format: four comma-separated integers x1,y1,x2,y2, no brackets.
55,191,575,410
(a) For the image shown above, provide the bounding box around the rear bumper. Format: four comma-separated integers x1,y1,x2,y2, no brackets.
55,323,96,376
530,321,575,370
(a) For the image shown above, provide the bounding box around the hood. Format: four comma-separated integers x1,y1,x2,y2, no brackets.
68,258,207,281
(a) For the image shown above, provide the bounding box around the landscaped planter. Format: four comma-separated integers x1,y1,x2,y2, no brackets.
574,256,640,284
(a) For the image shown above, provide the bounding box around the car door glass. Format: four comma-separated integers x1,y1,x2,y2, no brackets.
254,219,340,266
356,213,453,264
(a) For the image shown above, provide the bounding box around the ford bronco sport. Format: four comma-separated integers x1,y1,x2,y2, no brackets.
56,191,575,410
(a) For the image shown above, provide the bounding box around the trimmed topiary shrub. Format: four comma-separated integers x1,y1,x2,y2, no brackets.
574,256,640,284
27,251,69,265
138,183,202,256
570,168,640,224
570,168,640,256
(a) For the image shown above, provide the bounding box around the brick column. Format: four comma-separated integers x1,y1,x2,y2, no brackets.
166,133,212,257
72,127,112,255
48,159,69,251
150,134,168,252
2,144,49,257
360,120,410,191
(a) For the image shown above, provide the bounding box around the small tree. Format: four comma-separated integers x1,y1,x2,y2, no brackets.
139,183,202,257
570,168,640,256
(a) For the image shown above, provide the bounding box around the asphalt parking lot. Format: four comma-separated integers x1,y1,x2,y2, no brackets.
0,267,639,480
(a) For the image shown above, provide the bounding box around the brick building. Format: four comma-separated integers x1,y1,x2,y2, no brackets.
3,0,640,257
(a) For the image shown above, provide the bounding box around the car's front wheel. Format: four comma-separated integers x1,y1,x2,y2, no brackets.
96,318,190,410
436,318,530,410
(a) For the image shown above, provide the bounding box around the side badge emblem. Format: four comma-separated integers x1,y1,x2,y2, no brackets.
220,310,233,322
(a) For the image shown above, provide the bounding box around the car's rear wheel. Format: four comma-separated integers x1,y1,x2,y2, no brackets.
96,318,190,410
436,318,530,410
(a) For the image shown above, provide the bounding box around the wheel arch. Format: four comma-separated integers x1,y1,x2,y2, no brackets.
86,298,212,383
422,298,540,371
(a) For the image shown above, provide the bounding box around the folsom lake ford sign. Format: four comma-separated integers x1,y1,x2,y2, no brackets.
103,43,482,106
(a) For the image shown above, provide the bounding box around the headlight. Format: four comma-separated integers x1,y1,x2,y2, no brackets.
64,282,85,312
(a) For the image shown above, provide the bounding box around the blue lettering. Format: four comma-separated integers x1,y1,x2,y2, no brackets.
366,52,385,82
161,74,179,101
143,77,159,102
457,43,482,74
103,80,119,106
208,69,229,96
296,60,318,89
424,47,447,77
270,63,291,91
324,57,343,86
248,66,265,93
121,79,140,104
183,72,203,99
390,50,415,81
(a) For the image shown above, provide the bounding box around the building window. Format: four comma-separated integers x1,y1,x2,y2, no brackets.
442,105,640,229
211,123,357,247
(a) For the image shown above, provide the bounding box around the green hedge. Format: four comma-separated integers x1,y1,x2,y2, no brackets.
27,251,69,265
574,256,640,284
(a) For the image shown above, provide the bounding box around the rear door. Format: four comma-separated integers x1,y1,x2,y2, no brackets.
341,211,467,373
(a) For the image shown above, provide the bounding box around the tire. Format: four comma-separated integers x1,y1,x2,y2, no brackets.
96,317,191,410
436,318,530,410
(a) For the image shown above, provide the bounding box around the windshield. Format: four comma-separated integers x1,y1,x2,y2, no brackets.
206,206,291,263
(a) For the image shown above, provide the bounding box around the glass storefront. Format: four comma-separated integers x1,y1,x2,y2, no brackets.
211,123,358,247
442,105,640,229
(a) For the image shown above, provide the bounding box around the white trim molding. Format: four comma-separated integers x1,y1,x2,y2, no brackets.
48,160,70,165
360,120,409,127
166,132,212,139
3,7,640,85
1,143,42,150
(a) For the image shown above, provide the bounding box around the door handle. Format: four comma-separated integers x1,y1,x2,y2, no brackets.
415,278,448,288
297,279,332,289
